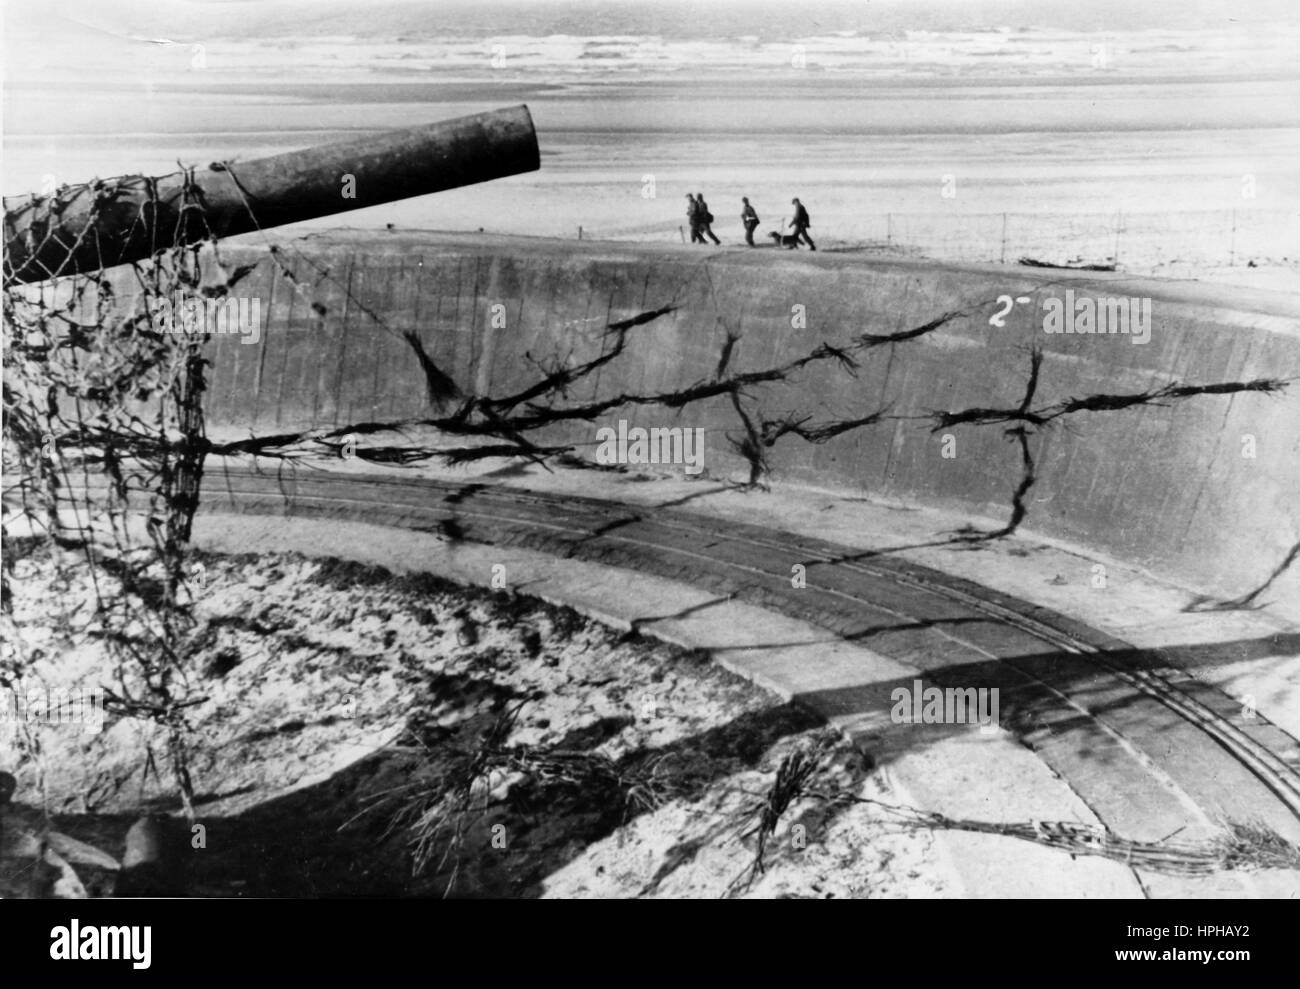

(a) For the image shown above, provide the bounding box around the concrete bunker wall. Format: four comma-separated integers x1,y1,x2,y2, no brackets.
199,233,1300,599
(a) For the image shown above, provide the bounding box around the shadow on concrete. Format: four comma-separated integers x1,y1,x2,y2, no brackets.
796,631,1300,775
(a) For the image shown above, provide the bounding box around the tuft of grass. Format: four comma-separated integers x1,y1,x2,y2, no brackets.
1212,819,1300,872
390,699,686,897
729,741,829,895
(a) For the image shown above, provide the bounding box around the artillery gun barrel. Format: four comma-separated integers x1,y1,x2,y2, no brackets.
3,105,540,285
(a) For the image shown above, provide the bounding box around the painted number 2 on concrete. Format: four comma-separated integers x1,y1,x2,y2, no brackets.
989,295,1032,327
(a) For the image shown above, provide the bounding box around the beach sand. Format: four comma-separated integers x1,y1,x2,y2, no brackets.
4,0,1298,284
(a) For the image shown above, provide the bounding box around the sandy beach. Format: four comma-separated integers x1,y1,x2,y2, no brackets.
4,0,1298,281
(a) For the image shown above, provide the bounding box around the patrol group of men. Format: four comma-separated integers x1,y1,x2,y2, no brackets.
685,193,816,250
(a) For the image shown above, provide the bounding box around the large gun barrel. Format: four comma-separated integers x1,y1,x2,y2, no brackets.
3,105,539,285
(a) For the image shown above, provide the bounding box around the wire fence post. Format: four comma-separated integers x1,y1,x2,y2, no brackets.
1000,212,1007,264
886,212,892,247
1229,209,1237,267
578,225,583,240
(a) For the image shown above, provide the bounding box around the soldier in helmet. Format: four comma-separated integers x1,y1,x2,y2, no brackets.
741,197,760,247
789,197,816,251
696,192,722,245
686,194,705,244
